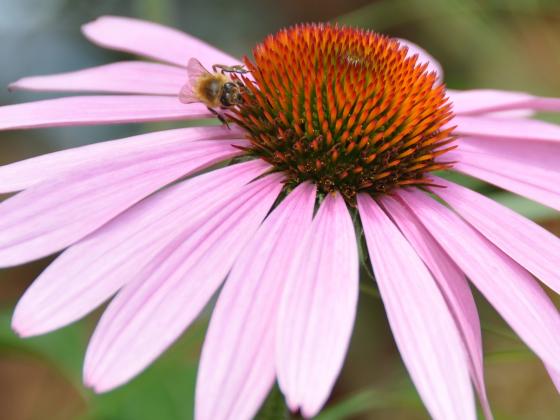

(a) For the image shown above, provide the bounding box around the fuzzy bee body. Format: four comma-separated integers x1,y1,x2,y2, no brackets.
180,58,246,109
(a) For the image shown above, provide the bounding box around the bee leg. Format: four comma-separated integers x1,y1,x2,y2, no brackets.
212,64,248,75
207,106,231,129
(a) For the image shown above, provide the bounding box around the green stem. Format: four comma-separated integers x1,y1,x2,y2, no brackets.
359,282,381,299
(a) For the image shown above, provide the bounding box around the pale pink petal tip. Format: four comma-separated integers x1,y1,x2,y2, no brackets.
84,377,113,394
82,15,239,69
10,319,27,338
545,364,560,394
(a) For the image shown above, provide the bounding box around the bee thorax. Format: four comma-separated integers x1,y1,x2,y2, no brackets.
220,82,244,107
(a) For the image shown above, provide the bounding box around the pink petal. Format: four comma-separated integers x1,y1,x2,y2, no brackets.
524,97,560,112
432,176,560,296
0,95,212,131
449,90,532,115
397,38,443,82
483,110,535,119
545,364,560,394
276,193,359,417
399,189,560,372
456,135,560,173
0,126,244,193
9,61,185,95
12,160,268,337
84,174,283,392
447,145,559,198
448,151,560,211
453,115,560,143
196,182,316,420
358,194,475,420
0,140,245,267
448,89,560,115
380,195,492,419
82,16,238,68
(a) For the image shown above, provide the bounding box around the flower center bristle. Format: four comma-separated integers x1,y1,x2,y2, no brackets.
229,23,456,202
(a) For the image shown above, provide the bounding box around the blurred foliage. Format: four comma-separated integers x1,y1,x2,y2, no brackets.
0,307,206,420
1,0,560,419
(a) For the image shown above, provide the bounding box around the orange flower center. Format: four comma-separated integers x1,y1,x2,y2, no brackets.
230,24,455,202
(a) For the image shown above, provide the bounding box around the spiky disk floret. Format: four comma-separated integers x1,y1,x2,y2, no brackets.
230,23,455,202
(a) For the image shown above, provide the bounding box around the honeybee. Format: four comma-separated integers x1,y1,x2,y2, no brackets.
179,58,248,112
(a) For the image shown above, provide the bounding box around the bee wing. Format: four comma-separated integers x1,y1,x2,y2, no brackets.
179,58,211,104
179,83,201,104
186,57,211,86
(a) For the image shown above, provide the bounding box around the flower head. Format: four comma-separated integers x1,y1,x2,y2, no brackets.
1,15,560,420
233,24,454,201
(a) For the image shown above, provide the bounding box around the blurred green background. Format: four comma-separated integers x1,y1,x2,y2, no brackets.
1,0,560,419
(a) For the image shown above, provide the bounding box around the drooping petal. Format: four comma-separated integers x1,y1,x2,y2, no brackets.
447,150,560,211
0,95,212,131
432,176,560,296
276,193,359,417
196,182,316,420
453,115,560,143
9,61,186,95
380,195,492,419
399,189,560,372
12,160,268,337
84,174,283,393
397,38,443,82
358,194,475,420
0,126,244,193
0,140,245,267
82,15,238,68
448,89,560,115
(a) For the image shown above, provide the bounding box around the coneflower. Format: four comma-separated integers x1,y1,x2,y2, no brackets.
1,16,560,420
